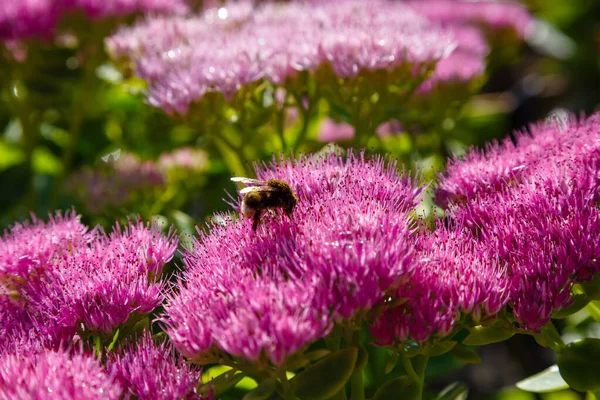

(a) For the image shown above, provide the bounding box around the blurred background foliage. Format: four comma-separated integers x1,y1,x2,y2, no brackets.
0,0,599,399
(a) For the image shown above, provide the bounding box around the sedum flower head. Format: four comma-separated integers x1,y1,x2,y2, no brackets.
107,0,455,114
435,114,600,207
164,151,422,365
0,211,177,346
438,113,600,330
372,223,509,344
108,334,201,400
0,347,122,400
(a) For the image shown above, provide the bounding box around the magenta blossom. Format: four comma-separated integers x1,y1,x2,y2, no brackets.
435,114,600,208
0,212,177,346
164,152,421,365
108,334,201,400
0,347,122,400
439,113,600,330
373,224,509,344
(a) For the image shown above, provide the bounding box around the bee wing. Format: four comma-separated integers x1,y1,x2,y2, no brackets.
239,186,279,194
231,177,267,186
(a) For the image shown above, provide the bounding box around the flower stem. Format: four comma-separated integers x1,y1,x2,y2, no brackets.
350,368,365,400
402,355,429,400
291,92,313,150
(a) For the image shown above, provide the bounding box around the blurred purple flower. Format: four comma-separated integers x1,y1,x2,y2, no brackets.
108,334,201,400
158,147,209,173
0,347,122,400
67,152,165,215
164,152,422,364
406,0,533,38
0,0,187,41
316,119,355,143
107,0,456,114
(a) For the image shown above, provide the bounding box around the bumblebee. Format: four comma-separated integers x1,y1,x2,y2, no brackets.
231,177,298,231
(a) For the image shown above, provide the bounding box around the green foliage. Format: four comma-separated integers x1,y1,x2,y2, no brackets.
557,339,600,392
517,365,570,393
462,324,515,346
372,376,421,400
290,347,358,400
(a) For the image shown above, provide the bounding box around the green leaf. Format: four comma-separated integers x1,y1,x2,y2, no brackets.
94,336,102,357
516,365,569,393
532,323,564,352
33,146,63,175
372,376,420,400
581,276,600,300
305,349,331,362
557,338,600,391
438,382,469,400
0,140,25,172
354,346,369,372
107,329,120,352
552,294,590,319
201,369,245,398
423,341,457,357
242,378,276,400
462,325,514,346
449,344,481,364
291,346,358,400
385,351,400,374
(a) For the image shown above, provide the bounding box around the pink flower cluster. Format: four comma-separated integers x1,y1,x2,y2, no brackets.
373,224,509,344
0,0,187,41
107,0,456,114
0,347,122,400
412,0,532,92
164,152,422,364
0,212,206,398
437,113,600,330
108,334,201,400
0,211,177,347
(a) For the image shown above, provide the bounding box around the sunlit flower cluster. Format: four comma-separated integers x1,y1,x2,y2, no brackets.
437,113,600,330
164,152,422,364
108,334,201,400
107,0,456,114
0,211,177,348
0,347,122,400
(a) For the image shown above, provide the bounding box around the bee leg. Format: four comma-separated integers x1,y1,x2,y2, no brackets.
252,211,262,231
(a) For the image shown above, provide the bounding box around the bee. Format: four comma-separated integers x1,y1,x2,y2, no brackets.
231,177,299,231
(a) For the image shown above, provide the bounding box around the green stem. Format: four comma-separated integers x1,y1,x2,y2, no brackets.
9,79,38,212
275,105,287,151
586,302,600,323
279,369,295,400
350,369,365,400
401,356,420,384
413,355,429,400
291,92,313,150
51,38,104,208
211,130,249,176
